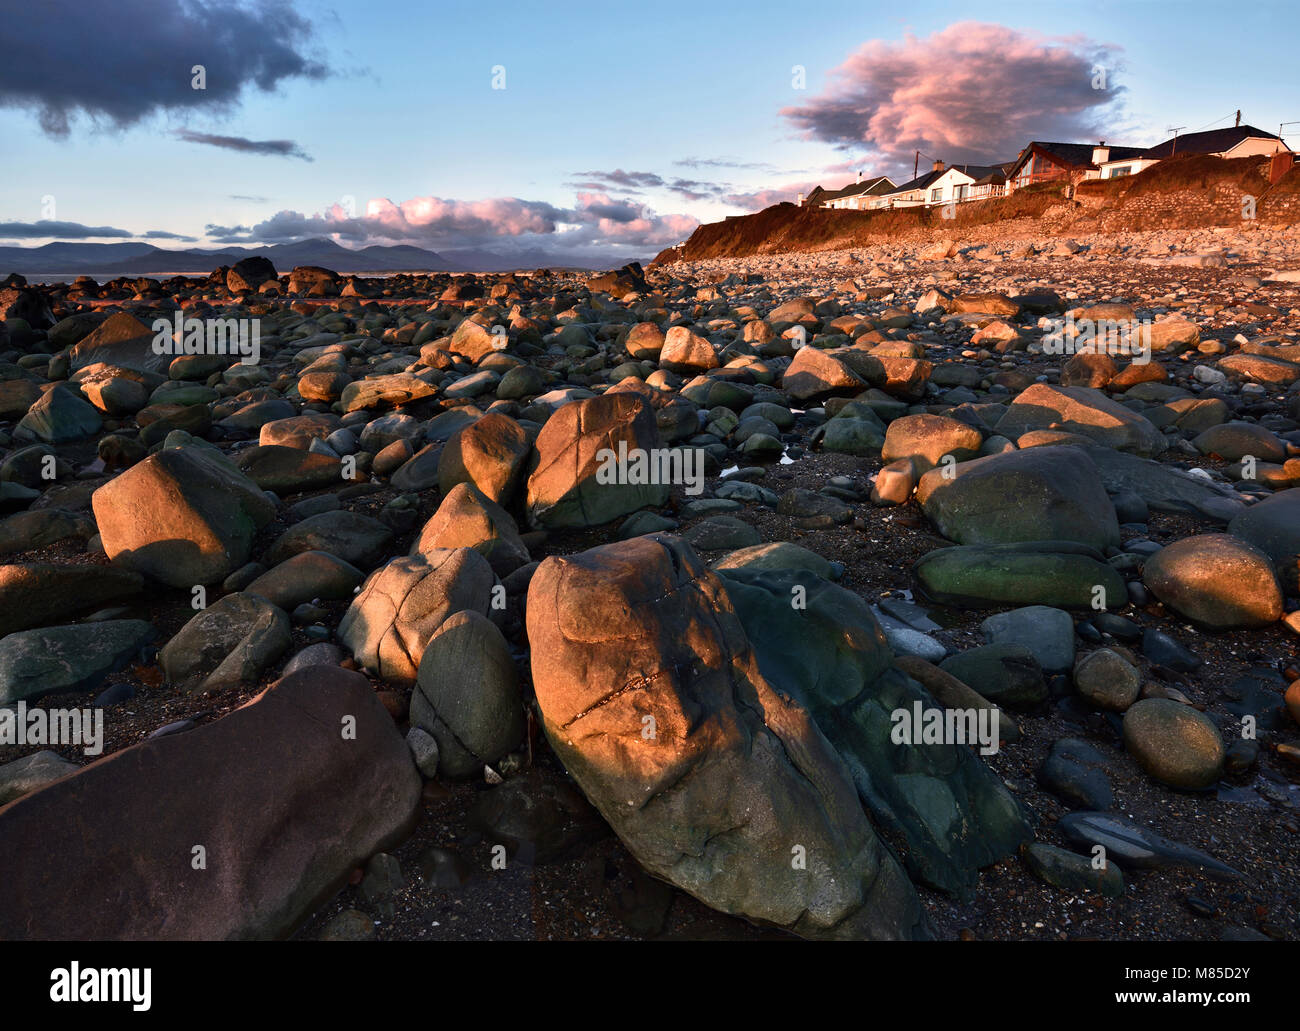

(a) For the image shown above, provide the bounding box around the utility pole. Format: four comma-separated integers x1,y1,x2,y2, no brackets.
914,151,919,180
1235,110,1241,127
1167,126,1186,156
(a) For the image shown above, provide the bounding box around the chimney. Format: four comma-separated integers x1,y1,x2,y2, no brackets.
856,170,863,184
1092,141,1110,164
932,159,944,172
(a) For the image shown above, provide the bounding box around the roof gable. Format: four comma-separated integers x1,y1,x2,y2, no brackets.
818,175,896,203
1141,124,1284,159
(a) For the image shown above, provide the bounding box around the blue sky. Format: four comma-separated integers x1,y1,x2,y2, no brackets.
1,0,1297,263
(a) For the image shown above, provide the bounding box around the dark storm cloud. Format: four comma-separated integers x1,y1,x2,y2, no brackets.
0,220,133,239
0,220,196,241
0,0,330,135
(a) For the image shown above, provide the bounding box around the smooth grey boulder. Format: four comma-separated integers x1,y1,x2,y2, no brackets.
915,540,1127,611
160,592,291,693
528,534,930,940
980,605,1075,673
0,751,79,806
916,446,1120,551
1228,490,1300,595
267,510,394,569
0,620,154,705
720,566,1031,898
1058,811,1241,880
1085,447,1246,522
409,610,524,778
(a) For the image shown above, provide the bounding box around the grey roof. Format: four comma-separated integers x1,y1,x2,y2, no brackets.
1140,124,1284,159
818,175,896,203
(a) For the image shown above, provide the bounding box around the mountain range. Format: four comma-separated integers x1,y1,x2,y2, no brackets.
0,237,618,278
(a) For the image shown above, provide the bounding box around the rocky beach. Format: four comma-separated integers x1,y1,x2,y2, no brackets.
0,219,1296,942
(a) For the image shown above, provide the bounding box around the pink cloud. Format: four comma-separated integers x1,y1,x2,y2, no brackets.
782,22,1126,170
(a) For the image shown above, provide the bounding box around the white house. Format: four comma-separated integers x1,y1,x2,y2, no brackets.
1090,125,1291,179
817,172,896,210
869,161,1010,209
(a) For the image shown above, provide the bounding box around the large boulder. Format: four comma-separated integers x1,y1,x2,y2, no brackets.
160,592,292,693
287,266,340,296
338,549,496,688
409,610,524,778
438,411,532,506
525,393,669,529
266,510,393,569
782,347,876,402
234,445,343,494
340,374,438,413
226,256,277,294
881,414,983,473
1123,698,1225,790
916,445,1120,551
0,666,421,939
1084,447,1246,522
719,567,1031,897
0,285,54,329
0,508,95,556
527,534,930,940
1228,491,1300,595
1143,534,1283,629
245,551,363,610
915,541,1127,610
92,448,276,588
0,620,154,705
12,385,102,444
447,317,505,362
0,562,143,637
68,312,167,374
412,481,530,576
659,326,719,374
995,384,1166,456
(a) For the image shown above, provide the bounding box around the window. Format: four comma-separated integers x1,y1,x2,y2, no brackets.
930,187,943,202
1108,166,1131,178
955,184,968,201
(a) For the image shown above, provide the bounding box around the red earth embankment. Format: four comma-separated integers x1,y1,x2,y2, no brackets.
654,156,1300,264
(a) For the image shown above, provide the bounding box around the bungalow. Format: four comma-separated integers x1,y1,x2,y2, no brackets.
868,165,945,208
820,173,896,210
968,161,1017,200
1092,124,1291,179
798,186,826,207
1006,141,1145,191
868,161,1012,209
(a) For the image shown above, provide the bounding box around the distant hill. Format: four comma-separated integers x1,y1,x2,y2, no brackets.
0,237,623,277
